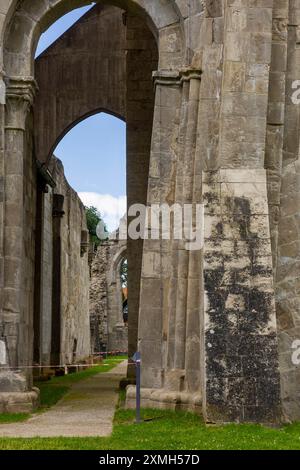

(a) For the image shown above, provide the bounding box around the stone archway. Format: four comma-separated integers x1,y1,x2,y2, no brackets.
0,0,287,425
0,0,184,412
107,244,128,352
3,0,184,77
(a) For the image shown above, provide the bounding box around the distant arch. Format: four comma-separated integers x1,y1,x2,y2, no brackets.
109,245,127,286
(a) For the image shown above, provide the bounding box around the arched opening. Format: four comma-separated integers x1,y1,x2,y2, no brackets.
0,0,287,428
30,2,158,372
33,111,126,368
1,0,190,416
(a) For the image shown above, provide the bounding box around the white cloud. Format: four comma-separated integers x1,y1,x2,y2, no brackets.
79,192,126,233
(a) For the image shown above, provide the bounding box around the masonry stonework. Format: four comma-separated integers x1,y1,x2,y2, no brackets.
0,0,300,423
48,157,90,366
90,235,127,355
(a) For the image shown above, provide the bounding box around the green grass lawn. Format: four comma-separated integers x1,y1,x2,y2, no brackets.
0,414,30,425
0,356,127,422
1,408,300,450
37,356,127,412
1,356,300,450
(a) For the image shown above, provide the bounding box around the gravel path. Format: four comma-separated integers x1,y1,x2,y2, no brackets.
0,360,127,437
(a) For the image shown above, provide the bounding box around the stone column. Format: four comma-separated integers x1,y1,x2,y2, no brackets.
125,13,158,377
51,194,65,366
203,169,281,424
138,70,182,391
201,3,281,423
0,78,39,413
166,78,189,372
265,1,289,272
183,71,203,397
163,70,202,399
127,69,203,411
0,71,5,367
173,71,201,373
275,0,300,422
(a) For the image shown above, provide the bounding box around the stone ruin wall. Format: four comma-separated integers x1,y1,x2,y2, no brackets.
25,153,91,370
48,157,91,365
90,243,110,354
1,0,300,422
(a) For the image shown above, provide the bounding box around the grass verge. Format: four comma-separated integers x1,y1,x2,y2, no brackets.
0,409,300,450
0,356,127,421
1,356,300,450
0,414,30,425
37,356,127,411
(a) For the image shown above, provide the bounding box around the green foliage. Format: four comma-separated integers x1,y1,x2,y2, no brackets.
85,206,108,247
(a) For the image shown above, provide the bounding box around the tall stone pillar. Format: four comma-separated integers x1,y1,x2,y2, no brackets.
202,169,281,423
125,13,158,377
51,194,65,366
0,78,39,412
127,69,203,411
165,69,202,402
275,0,300,421
200,1,282,424
0,72,5,371
138,70,183,392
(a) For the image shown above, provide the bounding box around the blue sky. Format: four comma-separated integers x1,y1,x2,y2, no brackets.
36,5,126,231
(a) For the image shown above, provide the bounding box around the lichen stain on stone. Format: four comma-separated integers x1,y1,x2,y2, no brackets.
204,188,280,421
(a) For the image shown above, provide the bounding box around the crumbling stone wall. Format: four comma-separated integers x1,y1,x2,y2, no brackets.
90,244,110,354
48,157,90,365
90,237,127,354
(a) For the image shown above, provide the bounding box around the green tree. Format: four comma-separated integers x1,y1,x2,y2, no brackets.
85,206,108,247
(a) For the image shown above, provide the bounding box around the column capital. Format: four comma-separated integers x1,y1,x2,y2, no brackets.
153,68,202,87
153,70,182,87
5,77,38,131
180,68,202,82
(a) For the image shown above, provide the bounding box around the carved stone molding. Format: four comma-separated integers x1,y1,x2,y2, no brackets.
5,77,38,131
153,70,182,87
180,68,202,83
272,19,288,42
153,68,202,87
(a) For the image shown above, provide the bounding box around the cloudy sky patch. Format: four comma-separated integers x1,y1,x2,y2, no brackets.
79,192,126,233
